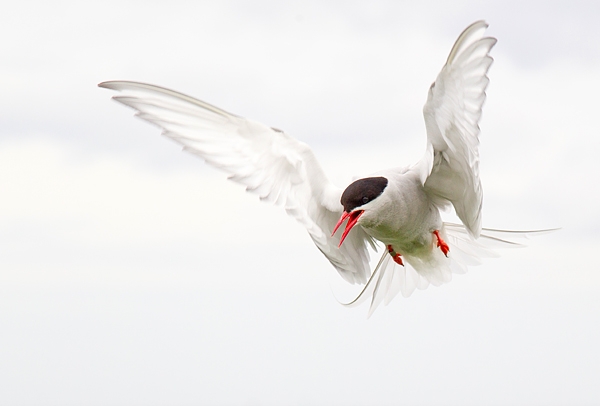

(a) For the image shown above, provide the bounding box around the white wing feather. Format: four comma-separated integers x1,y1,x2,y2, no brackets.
419,20,497,238
99,81,374,284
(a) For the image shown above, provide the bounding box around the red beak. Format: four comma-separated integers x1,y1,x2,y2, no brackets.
332,210,364,247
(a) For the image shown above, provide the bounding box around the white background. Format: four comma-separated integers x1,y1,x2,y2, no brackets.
1,1,598,405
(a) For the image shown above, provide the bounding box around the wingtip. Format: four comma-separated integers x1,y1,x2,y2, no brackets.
98,80,147,91
98,80,119,90
463,20,489,32
445,20,493,65
98,80,139,91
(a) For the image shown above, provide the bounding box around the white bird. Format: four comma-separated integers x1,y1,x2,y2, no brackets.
100,21,549,315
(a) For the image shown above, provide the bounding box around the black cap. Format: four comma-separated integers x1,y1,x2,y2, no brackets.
340,176,388,212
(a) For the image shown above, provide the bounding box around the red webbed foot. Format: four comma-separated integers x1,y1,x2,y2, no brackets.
433,230,450,257
387,245,404,266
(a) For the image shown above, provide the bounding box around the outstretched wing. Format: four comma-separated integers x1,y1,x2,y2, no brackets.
99,81,374,284
418,21,497,238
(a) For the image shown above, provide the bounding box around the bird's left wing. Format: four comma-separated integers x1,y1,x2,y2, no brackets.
99,81,374,284
418,21,497,238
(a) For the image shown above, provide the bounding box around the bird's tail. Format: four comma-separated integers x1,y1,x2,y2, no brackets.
340,223,557,317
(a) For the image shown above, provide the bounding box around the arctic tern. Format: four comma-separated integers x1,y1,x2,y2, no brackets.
100,21,549,315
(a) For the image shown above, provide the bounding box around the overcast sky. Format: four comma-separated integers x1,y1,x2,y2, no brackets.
1,1,599,405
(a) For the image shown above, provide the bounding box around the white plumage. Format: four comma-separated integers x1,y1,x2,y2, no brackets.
100,21,550,315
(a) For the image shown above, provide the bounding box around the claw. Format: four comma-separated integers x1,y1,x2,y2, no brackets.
433,230,449,256
387,244,404,266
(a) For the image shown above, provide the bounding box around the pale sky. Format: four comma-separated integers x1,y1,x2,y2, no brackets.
1,1,599,405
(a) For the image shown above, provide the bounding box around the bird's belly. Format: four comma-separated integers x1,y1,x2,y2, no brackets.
367,227,432,256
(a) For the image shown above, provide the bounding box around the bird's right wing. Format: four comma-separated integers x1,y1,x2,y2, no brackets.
99,81,374,284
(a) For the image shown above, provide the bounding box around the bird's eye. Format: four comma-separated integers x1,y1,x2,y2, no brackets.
362,196,369,204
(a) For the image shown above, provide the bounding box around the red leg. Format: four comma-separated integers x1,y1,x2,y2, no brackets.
433,230,449,257
387,245,404,266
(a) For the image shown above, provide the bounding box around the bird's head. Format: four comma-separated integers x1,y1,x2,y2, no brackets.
332,176,389,247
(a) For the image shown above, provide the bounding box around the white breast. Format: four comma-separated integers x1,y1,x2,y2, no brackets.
357,170,442,255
